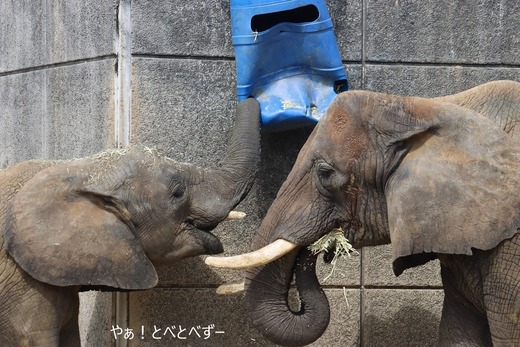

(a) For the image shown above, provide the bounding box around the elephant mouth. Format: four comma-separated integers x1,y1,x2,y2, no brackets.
189,227,224,255
165,211,247,262
159,228,223,263
190,210,248,257
320,239,340,263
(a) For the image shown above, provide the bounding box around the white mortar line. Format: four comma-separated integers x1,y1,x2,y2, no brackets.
41,0,49,159
114,1,132,347
114,0,132,148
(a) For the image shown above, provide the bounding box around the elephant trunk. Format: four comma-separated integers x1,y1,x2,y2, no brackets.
192,98,261,224
217,98,261,206
245,247,330,347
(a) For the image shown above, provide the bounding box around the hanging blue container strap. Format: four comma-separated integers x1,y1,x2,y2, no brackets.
231,0,349,131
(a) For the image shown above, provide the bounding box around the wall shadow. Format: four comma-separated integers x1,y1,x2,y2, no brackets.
364,305,441,347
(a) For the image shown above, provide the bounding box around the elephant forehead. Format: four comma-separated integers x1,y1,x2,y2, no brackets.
317,105,369,161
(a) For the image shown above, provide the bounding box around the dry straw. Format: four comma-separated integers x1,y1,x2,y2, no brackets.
308,228,359,282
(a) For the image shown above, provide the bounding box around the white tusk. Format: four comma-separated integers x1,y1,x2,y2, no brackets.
215,282,245,295
225,211,246,221
205,239,298,270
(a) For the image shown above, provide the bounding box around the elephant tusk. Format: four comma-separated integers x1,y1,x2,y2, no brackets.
204,239,298,269
215,282,245,295
225,211,246,221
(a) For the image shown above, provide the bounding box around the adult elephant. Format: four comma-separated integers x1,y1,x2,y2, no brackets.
207,81,520,346
0,99,260,346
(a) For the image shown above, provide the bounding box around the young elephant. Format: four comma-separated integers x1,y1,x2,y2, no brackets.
207,81,520,346
0,99,260,346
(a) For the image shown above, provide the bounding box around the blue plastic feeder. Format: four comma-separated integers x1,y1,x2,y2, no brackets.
231,0,349,131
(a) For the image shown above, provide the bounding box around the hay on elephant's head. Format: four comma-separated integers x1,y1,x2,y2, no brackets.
308,228,358,281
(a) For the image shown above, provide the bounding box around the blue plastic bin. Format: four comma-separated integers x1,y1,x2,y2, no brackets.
231,0,348,131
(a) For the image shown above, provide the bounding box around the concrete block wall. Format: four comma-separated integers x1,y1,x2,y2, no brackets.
1,0,519,346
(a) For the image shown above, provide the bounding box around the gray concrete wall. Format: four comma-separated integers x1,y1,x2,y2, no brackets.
1,0,519,346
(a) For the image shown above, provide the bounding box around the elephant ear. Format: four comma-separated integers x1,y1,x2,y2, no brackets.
376,96,520,276
436,80,520,142
5,160,158,289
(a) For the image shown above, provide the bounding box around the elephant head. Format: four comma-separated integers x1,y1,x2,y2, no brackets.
5,98,260,290
206,81,520,346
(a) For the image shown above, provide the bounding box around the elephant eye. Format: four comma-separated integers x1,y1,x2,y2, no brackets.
170,183,186,201
317,162,335,190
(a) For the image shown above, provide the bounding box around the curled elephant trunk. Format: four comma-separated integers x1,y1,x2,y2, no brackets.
207,238,330,346
205,176,332,345
245,247,330,347
191,98,261,224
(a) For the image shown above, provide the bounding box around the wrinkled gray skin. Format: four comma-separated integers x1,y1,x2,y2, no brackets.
245,81,520,346
0,99,260,346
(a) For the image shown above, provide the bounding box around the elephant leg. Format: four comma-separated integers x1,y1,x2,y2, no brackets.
1,269,81,346
60,318,80,346
438,265,492,347
59,293,81,347
485,303,520,347
438,294,492,346
481,234,520,346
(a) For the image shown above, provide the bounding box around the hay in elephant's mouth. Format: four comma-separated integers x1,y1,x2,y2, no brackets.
308,228,359,281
